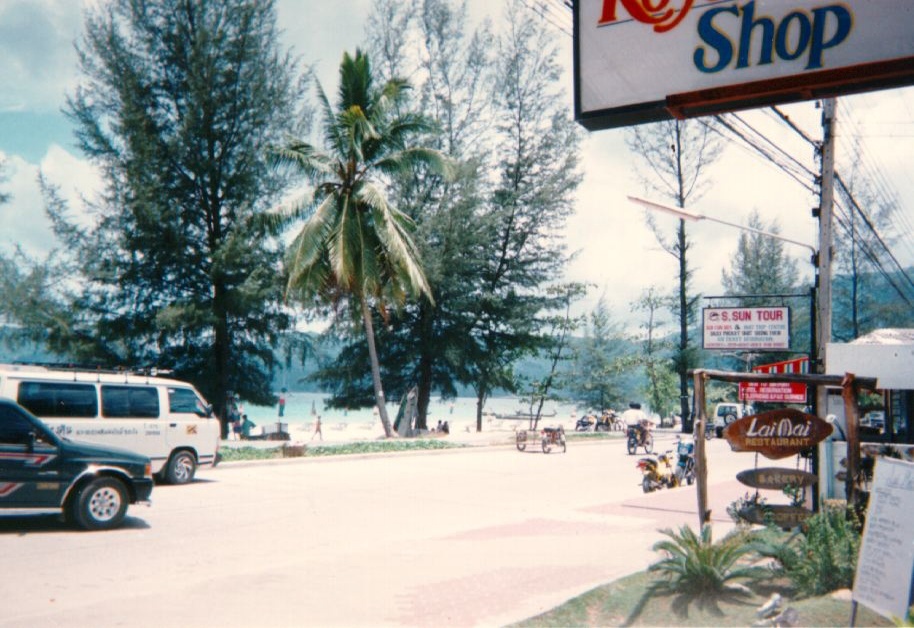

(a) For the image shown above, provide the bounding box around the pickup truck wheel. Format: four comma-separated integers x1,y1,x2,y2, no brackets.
70,477,128,531
165,451,197,485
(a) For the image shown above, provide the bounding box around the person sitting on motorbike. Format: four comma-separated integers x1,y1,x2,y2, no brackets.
622,402,652,445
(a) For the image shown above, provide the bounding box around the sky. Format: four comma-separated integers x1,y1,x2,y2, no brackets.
1,0,913,332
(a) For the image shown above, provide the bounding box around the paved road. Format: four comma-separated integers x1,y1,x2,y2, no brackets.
1,434,755,627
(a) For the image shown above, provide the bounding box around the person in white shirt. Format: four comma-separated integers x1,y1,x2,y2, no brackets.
622,402,651,445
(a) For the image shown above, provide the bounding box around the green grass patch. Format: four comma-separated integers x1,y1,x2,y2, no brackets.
218,438,467,462
510,570,891,627
305,439,467,456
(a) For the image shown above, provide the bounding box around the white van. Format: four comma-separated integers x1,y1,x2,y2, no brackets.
0,364,220,484
712,402,754,438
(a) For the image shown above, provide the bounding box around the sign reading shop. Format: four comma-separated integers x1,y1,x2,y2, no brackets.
573,1,914,130
702,306,790,351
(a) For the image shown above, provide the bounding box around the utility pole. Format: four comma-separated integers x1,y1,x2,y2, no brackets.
810,98,836,416
815,98,837,378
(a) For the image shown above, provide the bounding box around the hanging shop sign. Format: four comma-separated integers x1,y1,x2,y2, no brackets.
736,467,818,490
573,0,914,130
702,306,790,351
739,381,807,402
739,504,813,527
740,357,809,401
724,408,832,459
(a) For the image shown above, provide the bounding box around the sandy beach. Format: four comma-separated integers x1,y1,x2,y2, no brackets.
222,413,580,448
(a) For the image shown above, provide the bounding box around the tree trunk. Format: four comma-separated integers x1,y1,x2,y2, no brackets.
214,283,231,440
475,384,487,433
361,297,395,437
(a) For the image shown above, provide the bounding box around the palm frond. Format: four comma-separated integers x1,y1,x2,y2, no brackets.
268,140,335,180
373,147,454,180
286,194,338,296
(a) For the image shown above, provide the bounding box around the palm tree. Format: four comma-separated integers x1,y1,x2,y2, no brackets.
271,49,449,437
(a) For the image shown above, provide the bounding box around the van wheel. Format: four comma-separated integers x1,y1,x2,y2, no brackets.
69,477,128,531
165,451,196,485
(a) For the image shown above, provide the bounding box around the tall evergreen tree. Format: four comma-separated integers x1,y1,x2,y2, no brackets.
832,169,909,340
626,119,723,432
721,210,806,367
570,295,637,412
48,0,302,429
633,286,678,420
459,0,581,430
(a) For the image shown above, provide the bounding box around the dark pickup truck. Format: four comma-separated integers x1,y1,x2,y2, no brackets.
0,398,153,530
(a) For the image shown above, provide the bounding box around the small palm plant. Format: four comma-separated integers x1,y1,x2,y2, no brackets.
649,524,767,601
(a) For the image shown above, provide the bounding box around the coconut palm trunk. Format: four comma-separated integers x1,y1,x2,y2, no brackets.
361,297,394,437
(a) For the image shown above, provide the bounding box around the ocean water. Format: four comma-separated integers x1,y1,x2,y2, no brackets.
239,392,580,430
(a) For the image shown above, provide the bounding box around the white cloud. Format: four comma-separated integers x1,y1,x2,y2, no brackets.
0,0,84,113
0,145,100,257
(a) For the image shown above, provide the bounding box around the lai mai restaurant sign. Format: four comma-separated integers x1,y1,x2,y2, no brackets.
724,408,833,459
703,307,790,351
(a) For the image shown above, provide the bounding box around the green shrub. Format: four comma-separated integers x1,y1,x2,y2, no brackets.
649,524,767,598
749,504,861,597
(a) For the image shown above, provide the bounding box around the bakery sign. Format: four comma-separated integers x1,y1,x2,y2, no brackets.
724,408,833,459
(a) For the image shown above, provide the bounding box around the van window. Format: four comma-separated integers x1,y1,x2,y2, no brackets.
101,385,160,419
168,387,207,416
18,382,98,418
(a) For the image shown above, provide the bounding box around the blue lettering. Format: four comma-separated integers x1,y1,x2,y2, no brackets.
737,2,775,69
776,11,811,62
694,6,738,73
693,2,853,74
808,5,852,70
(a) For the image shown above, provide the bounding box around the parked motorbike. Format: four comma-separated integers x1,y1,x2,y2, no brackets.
637,450,677,493
673,437,696,486
595,411,622,432
626,424,654,455
574,415,595,432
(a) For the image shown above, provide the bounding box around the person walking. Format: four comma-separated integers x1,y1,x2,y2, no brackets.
311,415,323,441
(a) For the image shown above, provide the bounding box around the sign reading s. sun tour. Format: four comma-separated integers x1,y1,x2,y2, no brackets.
573,0,914,130
723,408,833,459
702,306,790,350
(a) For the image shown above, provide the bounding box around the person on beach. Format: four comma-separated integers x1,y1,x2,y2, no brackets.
278,390,286,417
311,415,323,441
241,415,255,440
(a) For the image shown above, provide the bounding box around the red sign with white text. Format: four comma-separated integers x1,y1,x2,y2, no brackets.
739,381,807,403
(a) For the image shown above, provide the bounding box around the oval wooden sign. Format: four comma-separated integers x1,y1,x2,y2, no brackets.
736,467,818,490
741,504,813,527
724,408,833,460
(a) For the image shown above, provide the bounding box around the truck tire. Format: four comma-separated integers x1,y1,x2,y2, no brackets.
69,477,128,531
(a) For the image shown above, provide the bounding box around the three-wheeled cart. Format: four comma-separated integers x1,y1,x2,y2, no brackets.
516,425,566,453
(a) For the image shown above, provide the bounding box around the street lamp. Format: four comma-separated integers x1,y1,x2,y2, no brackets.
627,196,817,258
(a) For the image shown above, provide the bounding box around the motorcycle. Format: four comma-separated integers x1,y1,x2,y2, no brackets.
595,411,623,432
626,424,654,455
637,450,677,493
574,415,596,432
673,437,696,486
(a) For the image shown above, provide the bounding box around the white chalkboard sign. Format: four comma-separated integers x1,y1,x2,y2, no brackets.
853,457,914,621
